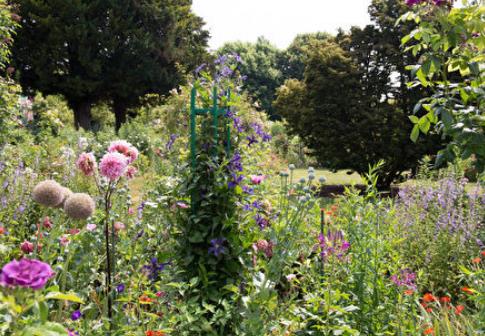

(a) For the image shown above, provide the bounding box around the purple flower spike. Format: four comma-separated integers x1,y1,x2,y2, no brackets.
208,238,227,257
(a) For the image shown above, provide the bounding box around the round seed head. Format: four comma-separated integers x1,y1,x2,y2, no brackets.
32,180,64,207
63,193,95,220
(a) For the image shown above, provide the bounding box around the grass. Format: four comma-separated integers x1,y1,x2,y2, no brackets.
290,168,363,185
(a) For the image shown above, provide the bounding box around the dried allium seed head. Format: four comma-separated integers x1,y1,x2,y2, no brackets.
32,180,64,207
63,193,95,220
56,187,73,208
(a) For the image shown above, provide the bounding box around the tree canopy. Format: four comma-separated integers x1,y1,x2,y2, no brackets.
274,0,443,187
11,0,209,130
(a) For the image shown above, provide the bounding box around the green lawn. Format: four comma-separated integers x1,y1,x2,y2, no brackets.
290,169,363,185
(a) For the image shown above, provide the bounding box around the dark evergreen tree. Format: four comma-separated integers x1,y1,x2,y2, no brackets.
11,0,209,130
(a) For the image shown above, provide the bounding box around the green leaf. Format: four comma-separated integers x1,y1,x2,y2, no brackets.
410,124,420,142
416,68,428,87
408,115,419,124
418,116,430,134
44,292,84,304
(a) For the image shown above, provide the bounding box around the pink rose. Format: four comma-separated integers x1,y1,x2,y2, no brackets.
0,258,54,290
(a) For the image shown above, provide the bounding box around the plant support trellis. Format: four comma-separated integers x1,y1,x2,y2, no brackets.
189,86,232,210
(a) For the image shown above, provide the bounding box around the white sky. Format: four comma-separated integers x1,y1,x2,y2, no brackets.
192,0,373,50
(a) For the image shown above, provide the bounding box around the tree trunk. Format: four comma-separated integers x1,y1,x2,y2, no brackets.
113,99,127,133
71,100,92,130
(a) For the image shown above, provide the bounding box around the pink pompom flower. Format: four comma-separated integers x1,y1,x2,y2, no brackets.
99,152,128,181
86,223,97,232
108,140,138,163
114,222,126,231
76,152,97,176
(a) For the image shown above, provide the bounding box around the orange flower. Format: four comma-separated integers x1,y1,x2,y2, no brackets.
145,331,164,336
426,308,433,313
139,294,153,304
404,289,414,295
461,287,474,294
472,257,481,264
454,305,465,315
439,296,451,303
422,293,437,302
424,327,434,335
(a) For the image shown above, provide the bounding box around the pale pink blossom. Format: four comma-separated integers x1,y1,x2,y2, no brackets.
128,208,135,215
76,152,97,176
86,223,97,231
60,235,70,247
114,222,126,231
176,201,189,209
99,152,128,181
250,175,266,185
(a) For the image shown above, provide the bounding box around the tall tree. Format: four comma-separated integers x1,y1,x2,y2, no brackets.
274,0,442,187
218,37,283,118
12,0,208,130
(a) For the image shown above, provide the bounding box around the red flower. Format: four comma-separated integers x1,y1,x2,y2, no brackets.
454,305,465,315
422,293,437,302
426,308,433,313
0,227,4,235
404,289,414,295
481,251,485,256
440,296,451,303
145,331,164,336
424,327,434,335
461,287,474,294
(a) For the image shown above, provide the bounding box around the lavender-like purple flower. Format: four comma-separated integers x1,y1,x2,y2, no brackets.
166,134,178,151
318,230,350,260
228,173,244,189
254,213,269,230
143,258,169,281
246,135,258,147
228,152,243,172
208,237,227,256
390,268,416,289
194,63,206,75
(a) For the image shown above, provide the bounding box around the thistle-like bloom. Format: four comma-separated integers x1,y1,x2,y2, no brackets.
0,258,54,290
76,152,97,176
99,152,128,181
63,193,95,220
253,239,273,258
390,268,416,289
108,140,138,163
32,180,64,207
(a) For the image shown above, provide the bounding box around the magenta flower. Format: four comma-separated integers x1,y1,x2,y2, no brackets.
108,140,138,163
250,175,266,185
76,152,97,176
318,230,350,260
0,258,55,290
99,152,128,181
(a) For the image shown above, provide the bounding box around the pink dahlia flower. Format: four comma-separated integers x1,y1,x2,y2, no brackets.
0,258,54,290
108,140,138,163
99,152,128,181
76,152,97,176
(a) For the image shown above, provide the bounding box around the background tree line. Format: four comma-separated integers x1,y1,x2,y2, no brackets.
6,0,445,187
